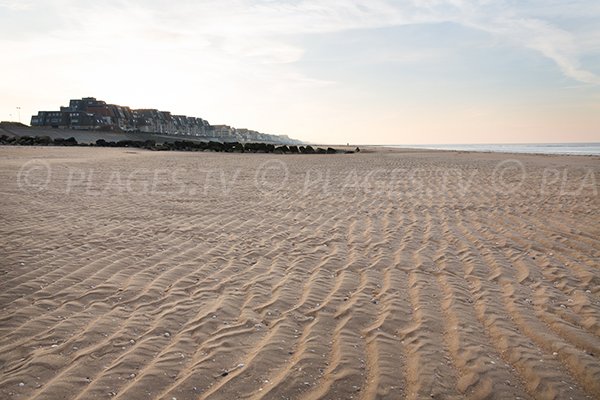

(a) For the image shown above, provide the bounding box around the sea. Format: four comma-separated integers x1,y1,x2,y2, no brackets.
392,143,600,156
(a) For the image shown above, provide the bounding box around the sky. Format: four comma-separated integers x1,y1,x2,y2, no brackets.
1,0,599,145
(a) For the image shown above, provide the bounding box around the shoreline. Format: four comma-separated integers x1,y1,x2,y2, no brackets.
2,142,600,162
2,142,600,167
377,143,600,157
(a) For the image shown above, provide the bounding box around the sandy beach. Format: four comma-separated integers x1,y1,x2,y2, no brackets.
0,146,599,400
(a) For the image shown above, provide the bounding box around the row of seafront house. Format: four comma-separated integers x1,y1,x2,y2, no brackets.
30,97,300,144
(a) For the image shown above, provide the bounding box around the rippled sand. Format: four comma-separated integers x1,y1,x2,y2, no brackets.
1,146,599,399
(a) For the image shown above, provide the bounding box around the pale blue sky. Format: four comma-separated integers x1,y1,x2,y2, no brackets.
1,0,599,144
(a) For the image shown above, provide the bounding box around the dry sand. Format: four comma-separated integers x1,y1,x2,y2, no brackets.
0,146,599,399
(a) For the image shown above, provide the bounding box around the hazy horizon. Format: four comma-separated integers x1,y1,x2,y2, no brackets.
1,0,599,145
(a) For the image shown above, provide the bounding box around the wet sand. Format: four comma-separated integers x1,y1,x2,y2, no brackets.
0,146,599,399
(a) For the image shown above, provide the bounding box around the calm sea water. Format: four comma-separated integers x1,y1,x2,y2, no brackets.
392,143,600,156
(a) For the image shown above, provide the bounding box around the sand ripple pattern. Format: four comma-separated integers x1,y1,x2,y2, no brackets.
1,147,599,399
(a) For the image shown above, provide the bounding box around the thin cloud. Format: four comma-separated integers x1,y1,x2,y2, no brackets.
0,0,34,11
167,0,600,85
4,1,598,84
463,13,600,85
